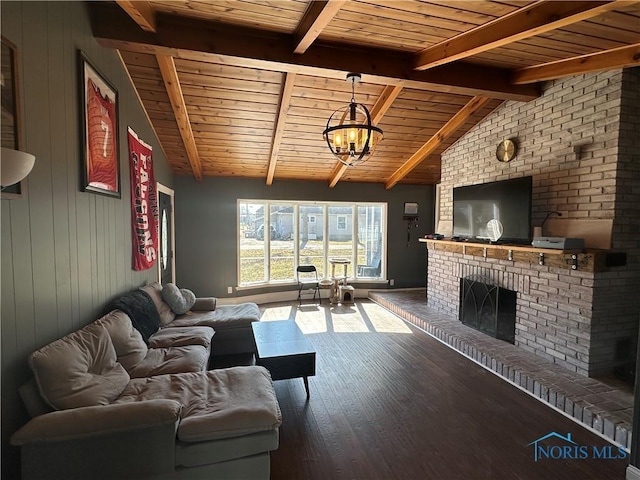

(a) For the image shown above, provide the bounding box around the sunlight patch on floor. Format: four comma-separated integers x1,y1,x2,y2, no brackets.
259,300,413,335
260,306,294,321
361,303,412,334
294,307,328,334
331,306,369,333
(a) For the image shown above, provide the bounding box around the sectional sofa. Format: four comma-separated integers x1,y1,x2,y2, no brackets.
11,283,281,480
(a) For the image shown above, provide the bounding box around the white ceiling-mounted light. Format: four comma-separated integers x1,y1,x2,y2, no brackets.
1,147,36,187
323,73,383,167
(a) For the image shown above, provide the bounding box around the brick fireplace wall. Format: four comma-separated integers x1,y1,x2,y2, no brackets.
429,68,640,377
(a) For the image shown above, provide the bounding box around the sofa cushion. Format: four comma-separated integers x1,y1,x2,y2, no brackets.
148,326,214,349
127,345,209,378
29,326,130,410
90,310,148,371
167,303,260,330
117,367,282,442
162,283,196,315
192,297,216,311
11,399,182,445
141,282,176,327
19,379,54,418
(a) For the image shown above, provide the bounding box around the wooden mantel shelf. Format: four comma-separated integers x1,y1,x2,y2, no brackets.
419,238,607,272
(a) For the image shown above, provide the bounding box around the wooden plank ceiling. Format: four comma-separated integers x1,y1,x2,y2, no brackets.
92,0,640,188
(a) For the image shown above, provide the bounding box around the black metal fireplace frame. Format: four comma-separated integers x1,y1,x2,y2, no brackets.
459,276,516,344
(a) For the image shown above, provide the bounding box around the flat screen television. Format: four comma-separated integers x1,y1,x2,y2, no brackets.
453,176,532,245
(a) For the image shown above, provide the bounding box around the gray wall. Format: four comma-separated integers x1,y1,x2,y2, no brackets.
1,2,173,476
174,177,434,297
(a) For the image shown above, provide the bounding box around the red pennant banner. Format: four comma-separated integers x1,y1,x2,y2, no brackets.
128,127,158,271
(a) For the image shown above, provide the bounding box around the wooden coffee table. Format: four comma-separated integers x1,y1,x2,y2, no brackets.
251,320,316,397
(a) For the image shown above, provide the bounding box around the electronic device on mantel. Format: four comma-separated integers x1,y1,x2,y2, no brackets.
453,176,532,245
531,237,585,250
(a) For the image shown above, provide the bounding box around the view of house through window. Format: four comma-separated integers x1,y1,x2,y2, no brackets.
238,201,386,286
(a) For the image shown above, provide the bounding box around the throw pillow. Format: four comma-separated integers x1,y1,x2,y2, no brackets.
140,282,176,326
29,326,130,410
162,283,196,315
90,310,148,371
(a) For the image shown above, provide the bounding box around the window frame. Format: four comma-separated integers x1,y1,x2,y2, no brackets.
237,199,387,288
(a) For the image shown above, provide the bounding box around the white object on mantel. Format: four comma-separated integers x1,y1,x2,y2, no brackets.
486,219,503,242
1,147,36,186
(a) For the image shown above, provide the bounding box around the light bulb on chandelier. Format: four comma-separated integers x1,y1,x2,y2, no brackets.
322,73,383,167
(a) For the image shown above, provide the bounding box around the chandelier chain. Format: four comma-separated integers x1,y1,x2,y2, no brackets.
350,76,356,104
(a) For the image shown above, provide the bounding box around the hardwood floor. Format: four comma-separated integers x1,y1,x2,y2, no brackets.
260,300,628,479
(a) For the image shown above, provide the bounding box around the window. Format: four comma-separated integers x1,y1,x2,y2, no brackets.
328,208,352,277
239,202,266,285
161,209,168,269
269,203,294,281
356,205,383,278
238,200,386,286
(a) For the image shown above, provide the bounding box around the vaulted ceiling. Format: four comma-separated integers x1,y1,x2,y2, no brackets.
89,0,640,188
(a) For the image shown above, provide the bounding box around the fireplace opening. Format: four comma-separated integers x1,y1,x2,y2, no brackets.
459,276,516,343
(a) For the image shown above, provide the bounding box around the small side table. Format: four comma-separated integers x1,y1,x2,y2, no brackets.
318,278,333,303
329,258,351,304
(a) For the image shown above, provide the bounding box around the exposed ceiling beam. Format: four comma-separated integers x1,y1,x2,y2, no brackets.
293,0,347,54
370,85,403,125
413,1,635,70
328,163,349,189
116,50,168,160
385,96,492,190
155,54,202,180
88,3,539,102
328,85,403,187
512,42,640,84
116,0,156,32
266,73,297,185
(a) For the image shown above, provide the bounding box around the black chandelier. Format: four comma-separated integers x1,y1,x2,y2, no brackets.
322,73,383,167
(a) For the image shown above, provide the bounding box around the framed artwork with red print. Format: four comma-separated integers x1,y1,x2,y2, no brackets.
79,51,120,198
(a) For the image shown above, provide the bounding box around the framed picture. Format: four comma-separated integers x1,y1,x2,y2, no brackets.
1,36,23,198
79,51,120,197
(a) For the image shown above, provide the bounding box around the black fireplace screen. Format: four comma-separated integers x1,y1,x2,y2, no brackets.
459,277,516,344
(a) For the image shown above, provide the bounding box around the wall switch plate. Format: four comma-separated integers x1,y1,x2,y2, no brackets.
227,286,233,294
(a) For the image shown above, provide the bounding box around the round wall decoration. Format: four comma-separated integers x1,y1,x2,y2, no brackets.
496,139,517,162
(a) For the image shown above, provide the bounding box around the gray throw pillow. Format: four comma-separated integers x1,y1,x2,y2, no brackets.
161,283,196,315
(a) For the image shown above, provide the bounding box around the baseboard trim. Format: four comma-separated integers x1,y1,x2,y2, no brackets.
217,288,367,306
216,287,424,306
627,465,640,480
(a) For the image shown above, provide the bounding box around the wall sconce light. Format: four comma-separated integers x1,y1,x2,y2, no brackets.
1,147,35,186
